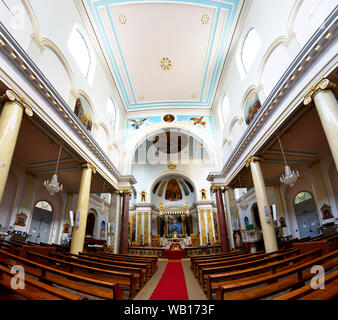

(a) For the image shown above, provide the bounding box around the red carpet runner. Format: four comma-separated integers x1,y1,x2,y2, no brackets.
149,262,188,300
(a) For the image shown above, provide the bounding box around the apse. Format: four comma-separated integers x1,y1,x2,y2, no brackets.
151,174,196,209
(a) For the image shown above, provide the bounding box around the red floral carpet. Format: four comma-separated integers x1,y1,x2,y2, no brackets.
149,262,188,300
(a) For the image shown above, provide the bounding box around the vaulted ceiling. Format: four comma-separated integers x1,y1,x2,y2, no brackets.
80,0,243,111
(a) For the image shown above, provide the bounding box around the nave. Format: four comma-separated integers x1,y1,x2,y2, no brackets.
0,234,336,300
0,0,337,304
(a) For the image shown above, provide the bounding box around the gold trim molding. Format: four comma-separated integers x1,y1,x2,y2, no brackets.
303,78,336,105
245,155,261,167
0,89,33,117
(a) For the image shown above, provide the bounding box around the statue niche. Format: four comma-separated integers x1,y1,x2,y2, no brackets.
165,179,182,201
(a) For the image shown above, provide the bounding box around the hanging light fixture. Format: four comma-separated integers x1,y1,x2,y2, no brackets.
44,145,63,195
98,182,106,214
277,135,300,187
238,177,248,211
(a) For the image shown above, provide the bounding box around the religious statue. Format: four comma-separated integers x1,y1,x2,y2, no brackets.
141,191,146,202
201,189,206,200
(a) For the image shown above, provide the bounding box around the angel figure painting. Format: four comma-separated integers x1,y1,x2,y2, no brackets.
190,116,206,128
129,118,148,130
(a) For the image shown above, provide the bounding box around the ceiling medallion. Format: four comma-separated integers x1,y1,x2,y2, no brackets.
201,14,209,25
160,57,172,71
163,114,175,123
118,13,127,24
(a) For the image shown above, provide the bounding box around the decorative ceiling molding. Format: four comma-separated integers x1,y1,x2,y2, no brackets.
80,0,242,111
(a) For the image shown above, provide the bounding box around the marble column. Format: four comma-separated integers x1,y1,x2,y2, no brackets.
207,209,215,244
310,160,330,218
224,187,235,251
186,214,191,236
144,212,149,245
113,191,122,253
304,79,338,171
70,164,94,254
108,191,118,249
119,190,131,254
0,91,33,203
214,187,230,252
14,172,35,231
247,157,278,253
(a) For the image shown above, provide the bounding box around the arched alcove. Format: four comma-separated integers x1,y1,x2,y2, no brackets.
293,191,320,239
150,173,196,210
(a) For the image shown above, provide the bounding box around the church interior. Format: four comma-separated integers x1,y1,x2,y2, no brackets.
0,0,337,301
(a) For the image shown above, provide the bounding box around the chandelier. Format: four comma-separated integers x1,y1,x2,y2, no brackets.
98,182,106,214
277,135,300,187
44,145,63,195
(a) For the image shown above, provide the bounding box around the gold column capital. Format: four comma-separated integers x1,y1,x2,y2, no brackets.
82,163,96,174
119,188,132,195
304,78,336,105
246,155,261,167
0,90,33,117
211,184,225,193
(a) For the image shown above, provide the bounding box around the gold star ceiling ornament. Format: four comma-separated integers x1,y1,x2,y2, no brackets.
118,13,127,24
160,57,172,71
201,14,209,25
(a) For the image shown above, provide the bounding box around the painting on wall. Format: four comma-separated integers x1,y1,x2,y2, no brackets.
125,114,215,142
168,215,183,234
129,118,148,130
165,179,182,201
74,97,93,132
244,90,261,125
15,212,27,227
163,114,176,123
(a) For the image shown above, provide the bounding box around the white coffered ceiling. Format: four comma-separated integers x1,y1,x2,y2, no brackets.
80,0,243,111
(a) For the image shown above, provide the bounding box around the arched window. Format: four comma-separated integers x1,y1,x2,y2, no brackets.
107,97,116,128
68,25,95,82
221,94,230,125
240,27,261,75
294,191,313,205
35,201,53,212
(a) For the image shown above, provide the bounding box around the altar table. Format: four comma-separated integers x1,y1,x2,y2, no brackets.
164,249,186,259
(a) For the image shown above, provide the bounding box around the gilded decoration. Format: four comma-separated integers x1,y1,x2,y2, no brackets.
118,13,127,24
201,14,209,25
160,57,172,71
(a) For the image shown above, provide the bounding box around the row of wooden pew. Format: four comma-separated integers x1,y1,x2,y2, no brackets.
0,240,158,300
191,237,337,300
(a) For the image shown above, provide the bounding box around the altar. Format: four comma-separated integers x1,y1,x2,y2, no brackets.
164,242,186,259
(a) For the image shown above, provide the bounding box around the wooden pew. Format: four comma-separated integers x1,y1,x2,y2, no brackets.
206,248,323,300
83,251,158,272
274,269,338,300
67,252,151,281
0,249,123,300
25,251,137,299
216,250,337,300
198,248,300,289
49,251,147,288
80,252,156,275
191,250,252,270
0,264,83,300
194,249,288,278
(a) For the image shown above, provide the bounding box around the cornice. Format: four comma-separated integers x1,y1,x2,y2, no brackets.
0,22,136,187
207,8,337,182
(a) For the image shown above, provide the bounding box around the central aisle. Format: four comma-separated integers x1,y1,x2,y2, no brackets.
133,259,207,300
150,261,188,300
